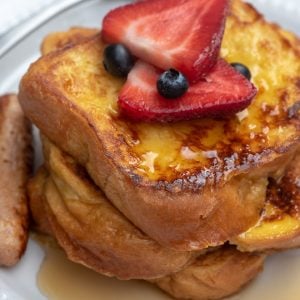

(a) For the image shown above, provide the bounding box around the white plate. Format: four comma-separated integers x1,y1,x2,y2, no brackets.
0,0,299,299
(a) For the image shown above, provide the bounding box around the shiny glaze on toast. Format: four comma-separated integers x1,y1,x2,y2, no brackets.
19,0,300,250
30,1,299,190
233,154,300,251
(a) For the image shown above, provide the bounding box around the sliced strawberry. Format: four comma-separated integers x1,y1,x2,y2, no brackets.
118,60,257,122
102,0,229,83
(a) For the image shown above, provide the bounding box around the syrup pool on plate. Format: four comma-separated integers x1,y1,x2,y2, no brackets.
36,236,171,300
35,234,300,300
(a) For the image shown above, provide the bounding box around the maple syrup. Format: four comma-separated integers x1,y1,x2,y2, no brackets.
35,235,300,300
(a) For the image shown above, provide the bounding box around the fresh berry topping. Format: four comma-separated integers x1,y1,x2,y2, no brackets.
157,69,189,99
118,60,257,122
102,0,229,82
103,44,134,77
230,63,252,80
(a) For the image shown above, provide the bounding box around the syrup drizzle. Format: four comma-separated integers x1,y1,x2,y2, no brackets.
35,235,300,300
36,237,171,300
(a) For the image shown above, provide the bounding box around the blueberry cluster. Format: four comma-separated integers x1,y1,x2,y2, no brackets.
104,44,252,99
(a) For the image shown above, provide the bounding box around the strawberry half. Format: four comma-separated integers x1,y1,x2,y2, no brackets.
118,60,257,122
102,0,229,83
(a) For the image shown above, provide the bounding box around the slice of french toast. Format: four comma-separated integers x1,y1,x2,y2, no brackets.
0,94,32,266
19,0,300,250
29,136,194,280
37,137,300,254
29,138,265,299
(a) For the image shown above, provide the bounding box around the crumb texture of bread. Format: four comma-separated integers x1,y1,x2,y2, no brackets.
19,0,300,250
0,94,32,266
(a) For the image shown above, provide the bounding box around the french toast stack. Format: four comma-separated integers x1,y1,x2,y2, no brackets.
18,0,299,299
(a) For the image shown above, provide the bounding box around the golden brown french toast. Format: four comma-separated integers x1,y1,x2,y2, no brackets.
19,0,300,250
232,154,300,251
37,137,300,255
153,246,265,300
41,27,98,55
29,137,194,280
0,94,32,266
29,138,265,297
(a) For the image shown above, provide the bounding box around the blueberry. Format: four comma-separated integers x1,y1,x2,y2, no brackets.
103,44,134,77
157,69,189,99
230,63,252,80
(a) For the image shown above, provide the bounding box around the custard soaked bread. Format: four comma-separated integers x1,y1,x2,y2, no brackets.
29,138,265,297
29,137,194,280
28,136,297,295
19,0,300,250
32,137,300,261
29,177,265,300
28,139,299,298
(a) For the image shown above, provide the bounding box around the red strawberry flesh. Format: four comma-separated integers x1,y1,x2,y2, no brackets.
102,0,229,83
118,60,257,122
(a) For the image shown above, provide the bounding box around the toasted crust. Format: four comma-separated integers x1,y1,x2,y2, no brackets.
232,153,300,251
19,0,300,250
0,94,32,266
29,170,265,300
31,140,300,259
27,167,52,235
153,246,265,300
29,139,266,294
29,138,195,280
41,27,99,55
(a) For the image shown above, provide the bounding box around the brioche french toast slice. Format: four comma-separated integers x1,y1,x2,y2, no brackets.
41,27,98,55
232,154,300,251
19,0,300,250
28,167,52,235
0,94,32,266
29,139,265,298
29,137,194,280
39,137,300,254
